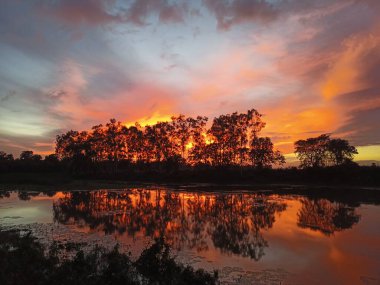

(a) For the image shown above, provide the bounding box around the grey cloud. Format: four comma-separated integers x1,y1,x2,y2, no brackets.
0,128,64,157
126,0,188,25
203,0,278,30
336,107,380,146
0,90,16,103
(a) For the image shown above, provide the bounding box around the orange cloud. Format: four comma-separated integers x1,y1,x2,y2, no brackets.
321,35,379,99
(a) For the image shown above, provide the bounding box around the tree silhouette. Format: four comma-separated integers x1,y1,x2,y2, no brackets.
51,109,285,170
0,151,13,161
19,150,42,161
249,137,285,168
295,134,357,168
328,138,358,166
207,109,265,166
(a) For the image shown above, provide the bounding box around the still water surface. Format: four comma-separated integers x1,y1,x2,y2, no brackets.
1,187,380,284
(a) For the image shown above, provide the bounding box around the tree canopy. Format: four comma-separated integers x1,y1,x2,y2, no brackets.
55,109,285,169
294,134,357,168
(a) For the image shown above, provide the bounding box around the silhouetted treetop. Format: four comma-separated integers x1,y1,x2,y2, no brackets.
54,109,284,168
294,134,357,168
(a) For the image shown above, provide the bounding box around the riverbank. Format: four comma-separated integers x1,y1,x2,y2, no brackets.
1,165,380,188
2,180,380,206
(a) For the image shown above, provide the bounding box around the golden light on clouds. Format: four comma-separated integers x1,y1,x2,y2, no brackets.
123,112,172,127
322,35,379,99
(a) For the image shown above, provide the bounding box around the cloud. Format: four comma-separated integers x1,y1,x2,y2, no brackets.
0,128,63,157
126,0,188,25
40,0,189,27
336,107,380,146
203,0,278,29
39,0,125,25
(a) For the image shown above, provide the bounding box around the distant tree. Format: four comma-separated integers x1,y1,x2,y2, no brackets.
327,138,358,166
0,151,13,160
295,134,357,168
0,151,6,160
19,150,42,161
20,150,34,160
294,134,330,168
6,153,14,160
32,154,42,161
45,154,59,163
249,137,285,168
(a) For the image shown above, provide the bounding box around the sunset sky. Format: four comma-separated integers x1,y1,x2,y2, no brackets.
1,0,380,163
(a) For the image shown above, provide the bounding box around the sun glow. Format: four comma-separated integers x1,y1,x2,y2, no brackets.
123,112,173,127
185,141,194,149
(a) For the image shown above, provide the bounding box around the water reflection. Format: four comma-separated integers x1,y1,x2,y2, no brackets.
297,198,361,236
0,190,368,256
49,189,361,261
1,188,380,284
53,191,286,260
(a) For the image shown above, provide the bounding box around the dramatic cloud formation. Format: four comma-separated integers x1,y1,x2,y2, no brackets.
0,0,379,162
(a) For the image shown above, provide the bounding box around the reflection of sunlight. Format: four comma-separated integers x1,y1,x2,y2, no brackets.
329,245,344,262
32,192,65,201
271,199,326,239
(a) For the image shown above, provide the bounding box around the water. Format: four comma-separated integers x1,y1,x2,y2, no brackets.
1,187,380,284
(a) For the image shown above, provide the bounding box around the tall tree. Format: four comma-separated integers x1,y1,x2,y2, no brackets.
249,137,285,168
208,109,265,166
124,124,145,162
104,119,126,162
170,115,192,160
187,116,208,165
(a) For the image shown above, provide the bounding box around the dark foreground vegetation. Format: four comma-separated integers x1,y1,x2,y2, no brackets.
0,229,218,285
1,109,378,186
0,162,379,187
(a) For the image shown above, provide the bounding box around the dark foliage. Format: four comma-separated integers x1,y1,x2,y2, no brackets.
295,134,358,168
0,230,218,285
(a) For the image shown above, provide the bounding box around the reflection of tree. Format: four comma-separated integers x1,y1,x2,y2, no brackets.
209,195,285,260
53,190,287,261
297,198,360,236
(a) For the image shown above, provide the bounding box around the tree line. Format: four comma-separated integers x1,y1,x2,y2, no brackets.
53,109,286,168
0,108,360,173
